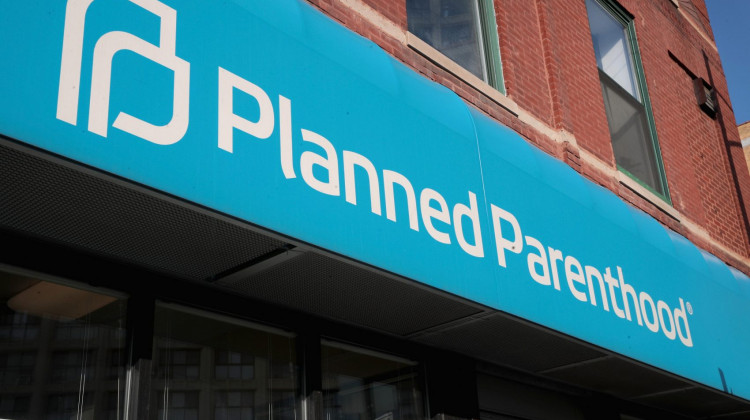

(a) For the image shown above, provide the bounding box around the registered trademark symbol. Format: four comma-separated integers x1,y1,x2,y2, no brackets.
686,302,693,315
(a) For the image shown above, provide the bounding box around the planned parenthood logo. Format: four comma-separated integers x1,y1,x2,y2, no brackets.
53,0,695,349
56,0,189,145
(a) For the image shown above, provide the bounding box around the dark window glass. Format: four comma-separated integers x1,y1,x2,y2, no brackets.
155,348,202,380
271,391,296,420
586,0,666,195
407,0,488,81
0,394,30,419
0,351,35,386
46,393,92,420
158,390,199,420
0,312,40,341
214,390,254,420
0,272,127,420
215,350,254,380
322,341,423,420
107,391,123,420
55,322,97,341
151,305,298,420
51,350,95,383
108,349,125,380
478,374,585,420
600,72,662,191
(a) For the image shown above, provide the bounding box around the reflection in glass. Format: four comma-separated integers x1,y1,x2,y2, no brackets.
152,305,298,420
586,0,639,100
322,341,422,420
214,391,254,420
0,270,127,420
600,74,662,193
407,0,488,81
586,0,665,195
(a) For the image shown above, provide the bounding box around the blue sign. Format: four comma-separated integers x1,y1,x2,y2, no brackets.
1,0,749,399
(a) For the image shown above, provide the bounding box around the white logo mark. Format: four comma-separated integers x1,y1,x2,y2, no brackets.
57,0,190,145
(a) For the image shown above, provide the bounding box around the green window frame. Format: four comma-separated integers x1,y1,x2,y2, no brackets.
586,0,670,202
406,0,506,94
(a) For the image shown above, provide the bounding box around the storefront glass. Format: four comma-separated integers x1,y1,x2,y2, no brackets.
151,305,298,420
321,341,422,420
0,269,127,420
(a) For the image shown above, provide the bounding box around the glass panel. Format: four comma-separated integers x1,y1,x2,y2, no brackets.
480,412,525,420
0,270,127,420
477,374,585,420
407,0,488,81
600,73,663,194
586,0,640,101
151,305,298,420
321,341,422,420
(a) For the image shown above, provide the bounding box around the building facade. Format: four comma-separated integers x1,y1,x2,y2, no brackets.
740,121,750,174
1,0,750,419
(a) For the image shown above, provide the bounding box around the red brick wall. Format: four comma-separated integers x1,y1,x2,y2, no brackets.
361,0,406,27
304,0,750,267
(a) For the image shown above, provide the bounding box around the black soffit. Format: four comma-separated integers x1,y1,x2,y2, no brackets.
1,137,750,419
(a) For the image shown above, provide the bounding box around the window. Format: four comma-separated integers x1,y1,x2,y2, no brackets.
51,350,95,383
0,352,35,386
155,348,202,380
0,275,127,420
46,394,94,420
151,304,299,420
214,391,254,420
586,0,669,199
407,0,504,92
0,394,30,419
215,350,255,380
321,340,423,420
477,374,585,420
157,390,199,420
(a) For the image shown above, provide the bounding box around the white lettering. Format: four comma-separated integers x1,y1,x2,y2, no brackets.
658,300,677,340
420,188,451,244
453,192,484,258
565,256,587,302
383,170,419,231
618,267,642,325
343,151,382,215
674,298,693,347
218,67,274,152
639,292,660,333
604,268,625,319
59,0,189,145
525,236,550,286
491,205,523,267
548,247,563,291
279,95,296,178
300,129,340,196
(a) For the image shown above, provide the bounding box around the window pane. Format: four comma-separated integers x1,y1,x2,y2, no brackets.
407,0,488,81
478,374,585,420
151,305,298,420
586,0,640,100
322,341,423,420
601,74,663,194
0,272,127,420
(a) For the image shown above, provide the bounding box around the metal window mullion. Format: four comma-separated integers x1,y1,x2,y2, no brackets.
478,0,505,94
626,21,671,203
591,0,671,203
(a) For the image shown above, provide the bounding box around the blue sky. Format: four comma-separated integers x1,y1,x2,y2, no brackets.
706,0,750,125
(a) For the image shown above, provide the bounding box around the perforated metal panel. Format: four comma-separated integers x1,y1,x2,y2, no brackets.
218,251,484,336
634,386,750,418
541,356,690,399
3,139,750,417
414,312,606,373
0,140,285,281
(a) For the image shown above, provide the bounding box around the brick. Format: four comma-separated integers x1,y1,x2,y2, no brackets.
305,0,750,270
